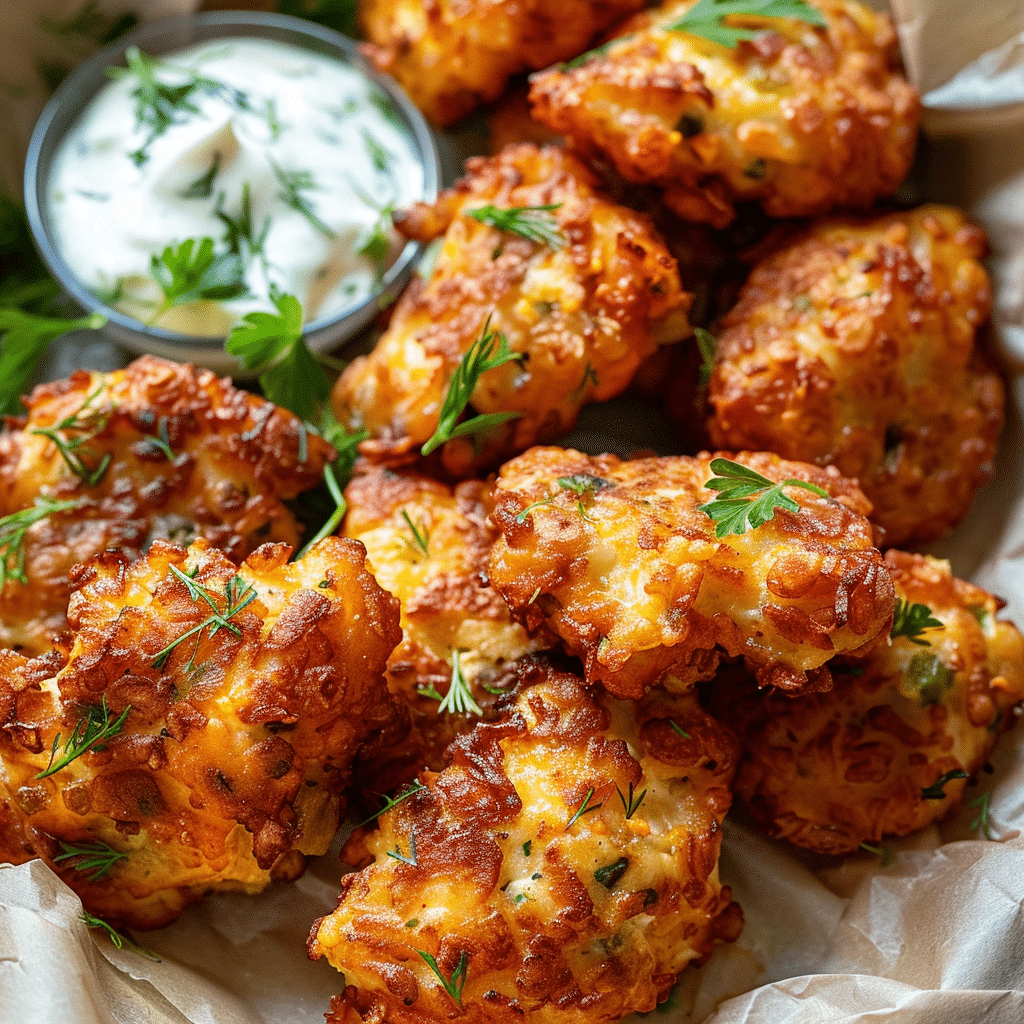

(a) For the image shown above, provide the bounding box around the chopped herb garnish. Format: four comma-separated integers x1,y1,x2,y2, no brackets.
467,204,565,250
387,831,418,866
594,857,630,889
968,791,993,840
401,509,430,557
416,949,469,1009
362,129,392,173
698,457,830,537
0,498,79,587
665,0,826,49
179,152,221,199
907,652,955,706
405,918,419,928
271,162,334,238
357,205,394,282
668,719,691,739
438,650,483,717
695,327,717,388
743,158,767,179
149,236,248,321
522,840,532,857
151,566,257,670
890,598,943,646
0,309,106,416
79,911,161,961
565,787,603,830
421,317,524,456
54,839,128,881
615,781,647,820
858,842,894,867
920,769,968,800
216,185,271,264
31,383,113,486
355,781,426,828
36,696,130,779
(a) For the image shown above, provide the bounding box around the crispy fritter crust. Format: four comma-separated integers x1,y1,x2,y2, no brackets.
488,447,894,698
0,537,403,928
0,355,333,654
528,0,919,226
359,0,645,126
332,144,691,479
705,206,1003,547
310,659,742,1024
343,464,555,792
718,551,1024,855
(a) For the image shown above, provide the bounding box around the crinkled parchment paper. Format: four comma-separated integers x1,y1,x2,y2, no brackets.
2,2,1024,1022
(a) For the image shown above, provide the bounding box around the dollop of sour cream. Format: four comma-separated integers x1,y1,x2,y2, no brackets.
47,37,426,336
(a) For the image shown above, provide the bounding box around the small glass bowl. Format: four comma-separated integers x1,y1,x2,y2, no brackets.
24,11,441,375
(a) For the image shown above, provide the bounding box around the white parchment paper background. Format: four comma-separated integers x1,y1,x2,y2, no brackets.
2,2,1024,1022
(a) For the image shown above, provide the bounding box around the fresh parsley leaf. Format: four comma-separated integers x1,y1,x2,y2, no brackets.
0,309,106,415
666,0,826,49
695,327,717,388
149,237,248,320
920,769,968,800
698,457,830,537
890,598,944,646
467,204,565,250
421,317,524,456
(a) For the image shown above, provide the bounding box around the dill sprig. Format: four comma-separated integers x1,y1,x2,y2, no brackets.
668,719,691,739
421,317,524,456
54,839,128,881
79,911,161,961
968,791,993,840
31,383,113,486
695,327,717,388
437,650,483,717
355,781,426,828
920,768,968,800
698,457,830,537
216,184,271,265
666,0,826,49
890,598,944,646
151,565,257,670
615,781,647,820
271,162,334,238
0,498,79,587
36,696,131,779
416,949,469,1009
401,509,430,557
565,787,603,830
466,204,565,250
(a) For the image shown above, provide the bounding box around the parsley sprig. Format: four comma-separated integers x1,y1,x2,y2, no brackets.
890,598,943,646
36,696,131,779
467,204,565,250
149,237,248,322
0,498,79,587
54,839,128,881
666,0,826,49
151,565,257,670
698,457,830,537
416,950,469,1009
420,318,524,456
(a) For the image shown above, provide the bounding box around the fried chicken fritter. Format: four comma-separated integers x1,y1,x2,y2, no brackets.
332,144,691,479
0,355,333,654
0,537,403,928
343,464,555,792
310,658,742,1024
488,447,894,699
359,0,645,126
528,0,919,227
704,206,1003,547
717,551,1024,856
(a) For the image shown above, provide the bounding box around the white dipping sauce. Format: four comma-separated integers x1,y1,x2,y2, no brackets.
47,37,425,336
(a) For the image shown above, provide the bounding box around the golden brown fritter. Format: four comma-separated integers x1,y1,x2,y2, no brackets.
528,0,919,227
0,537,403,928
359,0,645,127
343,464,556,792
488,446,894,699
717,551,1024,856
0,355,333,654
310,658,742,1024
332,144,691,480
704,206,1004,547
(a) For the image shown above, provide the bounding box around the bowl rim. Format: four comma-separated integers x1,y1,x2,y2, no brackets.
23,10,442,356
